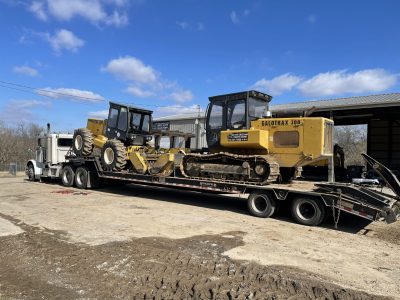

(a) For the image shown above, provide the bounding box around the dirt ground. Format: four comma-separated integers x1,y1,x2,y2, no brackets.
0,177,399,299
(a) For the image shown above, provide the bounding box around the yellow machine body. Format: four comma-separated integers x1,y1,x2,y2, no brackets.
87,119,108,149
220,117,333,167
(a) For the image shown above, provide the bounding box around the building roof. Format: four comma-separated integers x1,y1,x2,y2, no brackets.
154,93,400,121
270,93,400,114
154,112,206,122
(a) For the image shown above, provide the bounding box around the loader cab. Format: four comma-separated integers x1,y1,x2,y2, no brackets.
206,90,272,149
106,102,153,146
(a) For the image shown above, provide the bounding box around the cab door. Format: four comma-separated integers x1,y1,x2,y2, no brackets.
105,104,128,141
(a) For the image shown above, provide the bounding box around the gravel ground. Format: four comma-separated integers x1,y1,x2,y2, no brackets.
0,177,399,299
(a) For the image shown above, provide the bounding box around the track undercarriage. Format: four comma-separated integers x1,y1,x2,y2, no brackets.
180,152,280,185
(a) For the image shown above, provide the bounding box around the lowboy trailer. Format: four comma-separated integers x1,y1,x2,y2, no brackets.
55,153,399,227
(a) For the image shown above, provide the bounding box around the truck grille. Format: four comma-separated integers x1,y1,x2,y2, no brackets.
324,121,333,155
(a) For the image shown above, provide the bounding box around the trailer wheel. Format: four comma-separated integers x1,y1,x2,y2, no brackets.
27,163,36,181
101,139,126,171
247,192,276,218
75,167,88,189
61,165,75,187
291,197,326,226
73,128,94,157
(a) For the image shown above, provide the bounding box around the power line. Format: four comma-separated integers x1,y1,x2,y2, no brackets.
0,79,203,112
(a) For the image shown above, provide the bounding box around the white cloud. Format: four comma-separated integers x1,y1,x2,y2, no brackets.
27,0,130,27
307,14,316,24
13,66,39,77
88,109,109,119
252,73,302,95
126,86,155,97
176,21,189,29
154,104,202,118
298,69,398,97
230,11,239,24
104,10,128,27
103,55,194,104
37,87,105,102
102,56,158,84
29,1,48,21
169,90,193,103
46,29,85,53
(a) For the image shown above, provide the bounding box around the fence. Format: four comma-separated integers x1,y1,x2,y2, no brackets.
0,162,27,176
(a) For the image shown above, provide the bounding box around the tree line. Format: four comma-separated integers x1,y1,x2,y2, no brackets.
0,121,44,165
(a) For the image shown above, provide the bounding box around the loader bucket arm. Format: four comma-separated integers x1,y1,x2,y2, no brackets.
362,153,400,198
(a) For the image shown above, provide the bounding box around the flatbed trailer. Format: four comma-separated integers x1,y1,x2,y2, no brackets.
56,153,400,227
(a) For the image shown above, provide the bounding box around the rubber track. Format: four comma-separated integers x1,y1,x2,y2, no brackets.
180,152,280,185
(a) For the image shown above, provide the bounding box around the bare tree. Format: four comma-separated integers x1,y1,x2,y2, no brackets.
334,125,367,166
0,122,44,165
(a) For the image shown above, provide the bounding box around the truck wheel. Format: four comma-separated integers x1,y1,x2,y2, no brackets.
73,128,93,157
291,197,326,226
27,163,36,181
61,165,75,187
101,139,126,171
247,192,277,218
75,167,88,189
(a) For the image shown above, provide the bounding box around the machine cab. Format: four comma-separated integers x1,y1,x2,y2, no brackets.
106,102,153,146
205,90,272,150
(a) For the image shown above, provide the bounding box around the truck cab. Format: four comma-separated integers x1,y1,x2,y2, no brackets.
26,132,73,181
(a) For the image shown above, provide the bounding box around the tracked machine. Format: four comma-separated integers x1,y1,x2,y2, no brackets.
181,91,334,184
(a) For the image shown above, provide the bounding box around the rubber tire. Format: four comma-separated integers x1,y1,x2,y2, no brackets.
291,197,326,226
27,163,36,181
72,128,94,157
75,167,88,189
101,139,127,171
247,192,277,218
61,165,75,187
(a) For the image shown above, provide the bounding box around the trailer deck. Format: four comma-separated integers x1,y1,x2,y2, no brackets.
63,155,400,227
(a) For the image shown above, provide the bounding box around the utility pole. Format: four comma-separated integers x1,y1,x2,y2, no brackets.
195,105,201,150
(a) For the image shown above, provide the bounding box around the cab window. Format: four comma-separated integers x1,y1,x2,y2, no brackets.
117,107,128,130
208,103,223,129
108,108,119,128
227,100,246,129
274,131,299,148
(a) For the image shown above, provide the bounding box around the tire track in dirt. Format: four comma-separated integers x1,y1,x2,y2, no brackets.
0,214,389,299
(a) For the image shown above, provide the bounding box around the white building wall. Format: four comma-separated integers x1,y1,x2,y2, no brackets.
168,118,207,149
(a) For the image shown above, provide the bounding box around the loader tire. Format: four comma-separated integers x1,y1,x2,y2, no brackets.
72,128,94,157
101,139,126,171
291,197,325,226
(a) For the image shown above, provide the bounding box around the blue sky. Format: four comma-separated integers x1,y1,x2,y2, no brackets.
0,0,399,131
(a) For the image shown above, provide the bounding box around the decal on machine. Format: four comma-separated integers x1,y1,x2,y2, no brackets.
227,132,249,141
261,119,302,126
